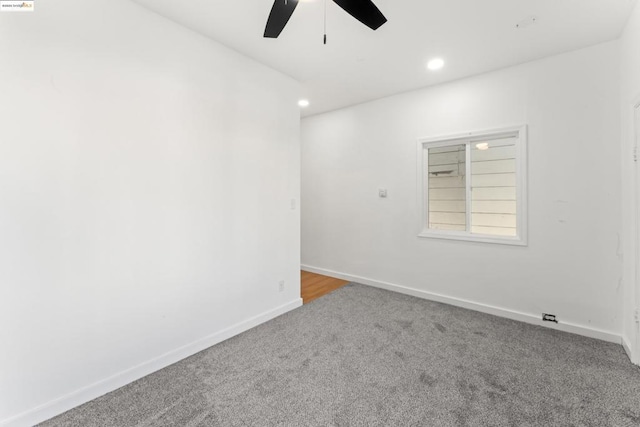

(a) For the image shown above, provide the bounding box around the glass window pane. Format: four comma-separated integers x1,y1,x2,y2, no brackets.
428,144,466,231
470,137,517,236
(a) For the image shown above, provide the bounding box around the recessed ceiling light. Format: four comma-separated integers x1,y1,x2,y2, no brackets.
476,142,490,150
298,99,310,107
427,58,445,71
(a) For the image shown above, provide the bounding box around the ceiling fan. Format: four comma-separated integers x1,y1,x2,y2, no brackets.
264,0,387,41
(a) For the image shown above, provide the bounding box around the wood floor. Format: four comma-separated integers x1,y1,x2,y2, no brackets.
301,271,349,304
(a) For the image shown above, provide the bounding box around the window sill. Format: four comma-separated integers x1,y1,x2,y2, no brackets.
417,230,527,246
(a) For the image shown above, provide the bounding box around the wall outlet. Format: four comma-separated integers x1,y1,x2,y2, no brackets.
542,313,558,323
279,280,285,292
378,188,387,198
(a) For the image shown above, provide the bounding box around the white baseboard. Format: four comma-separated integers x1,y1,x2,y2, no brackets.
302,264,622,345
0,298,303,427
622,335,639,365
622,336,634,361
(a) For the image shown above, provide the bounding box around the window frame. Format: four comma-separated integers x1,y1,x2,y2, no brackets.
416,125,528,246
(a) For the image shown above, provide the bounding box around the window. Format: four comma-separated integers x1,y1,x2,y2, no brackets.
417,126,527,245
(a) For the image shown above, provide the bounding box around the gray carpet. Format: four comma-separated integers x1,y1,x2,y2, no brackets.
41,283,640,427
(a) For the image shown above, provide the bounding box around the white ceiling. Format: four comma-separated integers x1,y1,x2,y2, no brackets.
132,0,637,117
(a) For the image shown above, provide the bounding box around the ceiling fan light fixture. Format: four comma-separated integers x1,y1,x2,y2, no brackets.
427,58,445,71
264,0,387,40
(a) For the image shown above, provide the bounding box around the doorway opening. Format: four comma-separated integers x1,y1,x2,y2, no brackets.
635,102,640,364
300,270,349,304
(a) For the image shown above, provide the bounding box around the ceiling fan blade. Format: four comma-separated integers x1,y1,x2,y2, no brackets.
332,0,387,30
264,0,300,38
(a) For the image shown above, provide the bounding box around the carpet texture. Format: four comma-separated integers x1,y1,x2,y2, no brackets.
41,283,640,427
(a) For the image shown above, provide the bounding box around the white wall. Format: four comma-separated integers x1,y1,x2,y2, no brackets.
302,41,622,342
0,1,301,425
620,1,640,364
